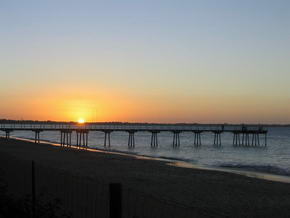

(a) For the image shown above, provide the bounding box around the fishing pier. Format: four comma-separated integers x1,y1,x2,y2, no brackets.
0,123,268,148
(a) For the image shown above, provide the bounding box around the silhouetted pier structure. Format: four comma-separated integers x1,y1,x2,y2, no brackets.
33,130,42,144
128,131,136,148
60,130,72,147
0,123,268,148
193,130,202,146
76,130,89,148
150,131,159,148
232,129,267,147
104,131,112,147
213,130,222,146
172,131,181,148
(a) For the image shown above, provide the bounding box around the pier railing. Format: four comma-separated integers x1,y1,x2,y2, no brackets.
0,123,266,131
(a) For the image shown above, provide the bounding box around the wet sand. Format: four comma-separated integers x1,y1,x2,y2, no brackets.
1,137,290,217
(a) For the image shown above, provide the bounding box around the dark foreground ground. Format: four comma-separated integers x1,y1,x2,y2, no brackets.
0,138,290,218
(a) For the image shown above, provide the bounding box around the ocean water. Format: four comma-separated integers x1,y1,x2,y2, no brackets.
2,126,290,177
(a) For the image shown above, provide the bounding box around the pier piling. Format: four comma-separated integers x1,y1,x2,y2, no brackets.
104,131,112,147
76,130,88,149
60,130,72,147
5,130,11,139
128,131,135,148
233,129,266,147
172,131,181,147
193,131,202,146
150,131,159,148
213,131,222,146
233,132,241,146
33,130,41,143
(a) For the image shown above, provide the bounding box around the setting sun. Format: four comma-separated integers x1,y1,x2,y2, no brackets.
78,118,85,124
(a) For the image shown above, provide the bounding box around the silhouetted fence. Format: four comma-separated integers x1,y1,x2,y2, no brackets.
1,158,206,218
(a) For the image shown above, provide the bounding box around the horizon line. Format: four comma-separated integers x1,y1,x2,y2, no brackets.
0,119,289,126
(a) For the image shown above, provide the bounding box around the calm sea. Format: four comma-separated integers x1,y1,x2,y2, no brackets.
2,126,290,177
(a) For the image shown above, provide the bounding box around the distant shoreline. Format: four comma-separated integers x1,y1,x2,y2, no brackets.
1,119,290,127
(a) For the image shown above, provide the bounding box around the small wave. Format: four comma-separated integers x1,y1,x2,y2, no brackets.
105,149,138,155
218,163,290,176
154,155,197,163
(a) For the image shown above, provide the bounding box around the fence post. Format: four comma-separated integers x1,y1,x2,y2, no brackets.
32,161,36,218
109,183,122,218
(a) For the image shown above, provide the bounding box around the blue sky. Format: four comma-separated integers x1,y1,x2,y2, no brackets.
1,0,290,123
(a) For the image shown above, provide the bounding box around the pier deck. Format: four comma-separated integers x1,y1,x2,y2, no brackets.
0,123,268,147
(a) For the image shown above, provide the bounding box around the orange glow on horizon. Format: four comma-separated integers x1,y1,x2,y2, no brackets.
78,118,85,124
0,86,289,124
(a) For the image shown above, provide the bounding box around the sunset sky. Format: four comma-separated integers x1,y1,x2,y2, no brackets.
1,0,290,123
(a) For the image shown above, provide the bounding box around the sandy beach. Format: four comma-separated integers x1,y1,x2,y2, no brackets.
1,137,290,218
